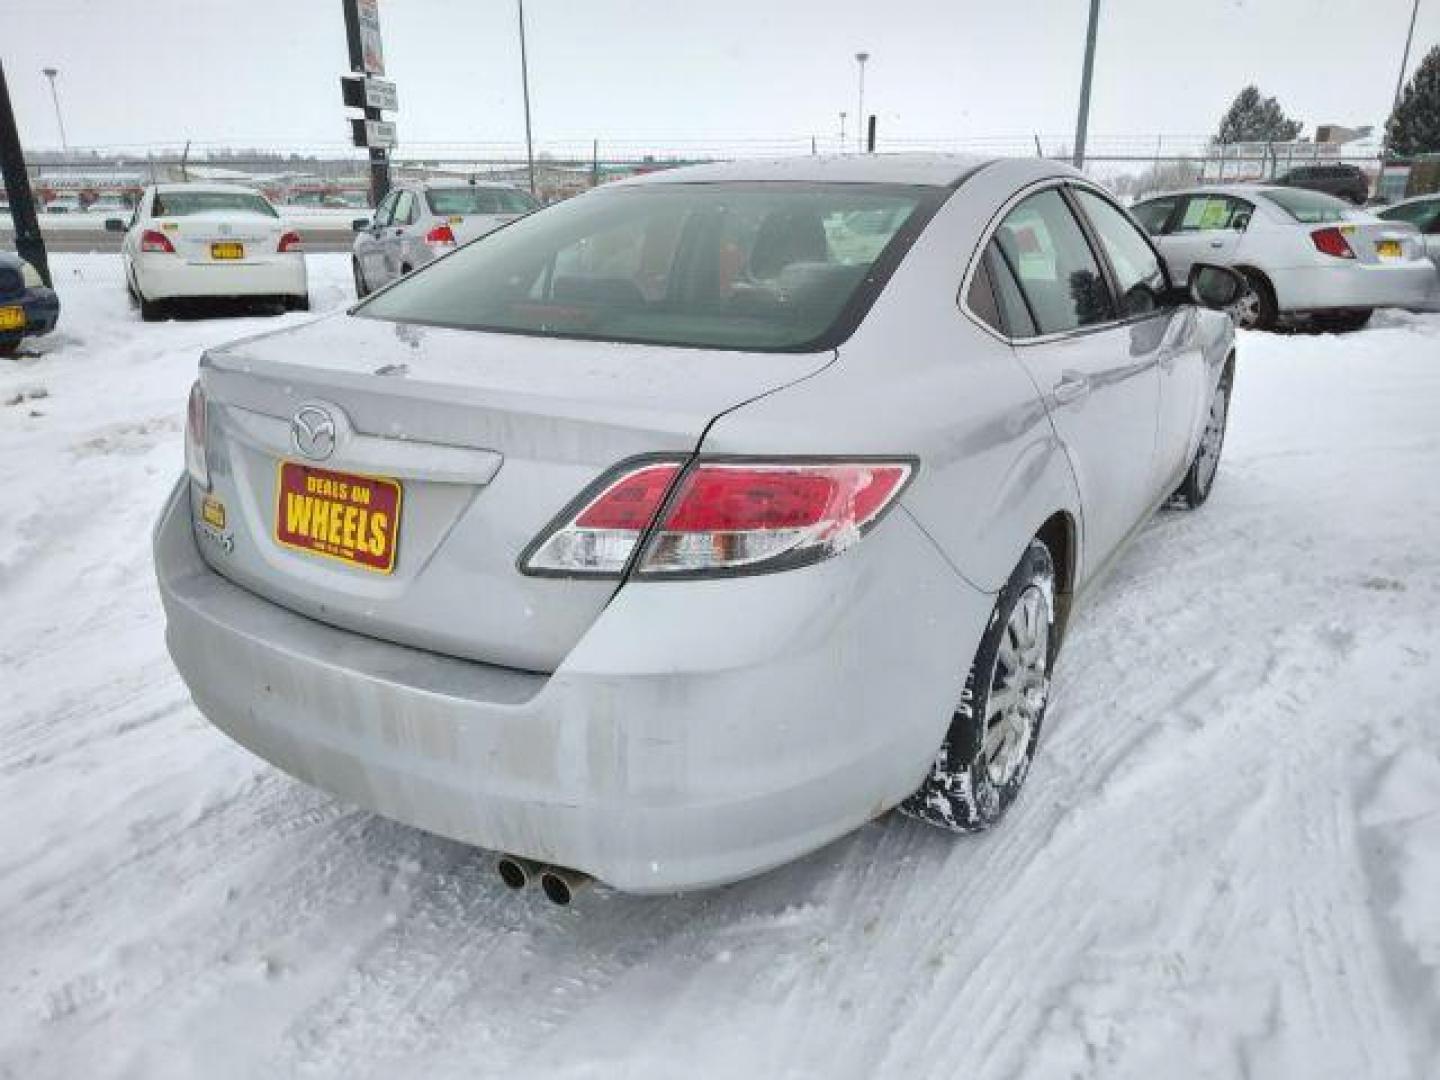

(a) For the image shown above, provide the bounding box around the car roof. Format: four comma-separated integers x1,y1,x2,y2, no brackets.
1139,184,1289,202
151,182,266,196
413,180,525,191
1384,193,1440,208
609,153,1000,188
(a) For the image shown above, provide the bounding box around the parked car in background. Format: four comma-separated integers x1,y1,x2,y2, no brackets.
108,183,309,321
157,155,1243,898
86,194,130,215
44,195,83,215
351,180,538,296
1131,185,1432,330
0,253,60,357
1274,163,1370,205
1378,194,1440,267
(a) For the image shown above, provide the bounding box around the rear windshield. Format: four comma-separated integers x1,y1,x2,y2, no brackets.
1261,188,1353,224
358,183,941,351
151,192,277,218
426,187,537,216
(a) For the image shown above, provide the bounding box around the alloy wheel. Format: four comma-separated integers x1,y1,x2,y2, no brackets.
981,584,1050,787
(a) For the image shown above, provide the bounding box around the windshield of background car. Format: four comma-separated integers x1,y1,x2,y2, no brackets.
1261,188,1354,224
358,183,941,351
1380,200,1440,232
426,187,538,215
151,192,278,218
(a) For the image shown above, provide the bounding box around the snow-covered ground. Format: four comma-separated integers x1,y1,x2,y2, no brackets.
3,255,1439,1080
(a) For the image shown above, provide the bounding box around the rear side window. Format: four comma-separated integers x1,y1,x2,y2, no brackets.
358,183,942,352
992,189,1113,336
1262,188,1352,223
150,191,277,218
427,187,538,215
371,192,398,227
1175,195,1249,232
1073,188,1168,316
1131,196,1178,236
394,191,417,225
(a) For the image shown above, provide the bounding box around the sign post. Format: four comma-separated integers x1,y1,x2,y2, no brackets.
341,0,393,207
0,60,50,288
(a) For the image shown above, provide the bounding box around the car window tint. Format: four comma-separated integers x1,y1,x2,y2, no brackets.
1176,195,1246,232
1381,200,1440,233
965,257,1003,333
1074,189,1168,317
992,189,1113,335
372,193,397,227
985,243,1038,338
1131,197,1178,236
394,191,416,225
427,187,537,216
358,183,938,352
149,191,277,218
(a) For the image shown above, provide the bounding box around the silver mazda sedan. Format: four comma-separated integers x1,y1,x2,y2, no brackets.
155,155,1239,898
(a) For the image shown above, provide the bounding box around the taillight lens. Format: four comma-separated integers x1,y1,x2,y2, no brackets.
1311,226,1356,259
278,230,303,253
521,459,914,578
141,229,175,254
425,223,457,247
184,381,209,488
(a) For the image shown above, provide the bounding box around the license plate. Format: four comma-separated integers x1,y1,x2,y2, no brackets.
0,306,24,332
274,462,402,573
211,241,245,260
1376,239,1402,258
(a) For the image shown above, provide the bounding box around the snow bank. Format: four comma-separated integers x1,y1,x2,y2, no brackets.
2,266,1440,1079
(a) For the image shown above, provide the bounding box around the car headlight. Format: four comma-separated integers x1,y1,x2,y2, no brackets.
19,261,44,289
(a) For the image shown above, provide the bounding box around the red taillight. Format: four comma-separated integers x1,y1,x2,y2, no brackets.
521,459,913,578
425,223,457,247
185,381,209,487
141,229,175,254
1311,226,1356,259
278,230,303,253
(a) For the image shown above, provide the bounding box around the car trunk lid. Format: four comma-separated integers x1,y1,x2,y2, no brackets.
195,312,832,671
157,211,284,264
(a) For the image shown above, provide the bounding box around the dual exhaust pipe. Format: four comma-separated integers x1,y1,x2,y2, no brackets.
496,855,591,906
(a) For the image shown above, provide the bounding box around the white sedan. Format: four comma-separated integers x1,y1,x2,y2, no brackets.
108,184,308,321
1131,185,1432,331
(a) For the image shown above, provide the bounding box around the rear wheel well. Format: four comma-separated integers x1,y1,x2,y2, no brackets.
1034,512,1076,646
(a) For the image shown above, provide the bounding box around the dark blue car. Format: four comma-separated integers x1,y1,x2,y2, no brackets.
0,252,60,357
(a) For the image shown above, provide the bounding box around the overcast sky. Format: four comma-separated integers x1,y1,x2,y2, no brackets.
4,0,1437,156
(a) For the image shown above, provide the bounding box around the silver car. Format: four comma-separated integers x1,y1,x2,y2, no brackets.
351,180,537,297
156,156,1240,899
1132,184,1433,330
1378,194,1440,270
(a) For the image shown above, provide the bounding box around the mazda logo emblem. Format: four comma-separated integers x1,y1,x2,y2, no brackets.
291,405,336,460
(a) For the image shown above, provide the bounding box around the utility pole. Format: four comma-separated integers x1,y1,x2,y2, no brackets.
1391,0,1422,117
0,61,51,287
42,68,66,153
839,111,847,150
854,52,870,153
518,0,536,199
1072,0,1101,169
341,0,391,206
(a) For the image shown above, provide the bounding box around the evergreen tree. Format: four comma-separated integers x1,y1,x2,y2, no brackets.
1387,45,1440,156
1214,86,1303,144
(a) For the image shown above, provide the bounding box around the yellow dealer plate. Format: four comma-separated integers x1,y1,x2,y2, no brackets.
0,306,25,332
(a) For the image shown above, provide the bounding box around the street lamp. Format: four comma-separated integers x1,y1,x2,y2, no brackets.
838,111,847,150
42,67,67,153
854,52,870,152
517,0,536,199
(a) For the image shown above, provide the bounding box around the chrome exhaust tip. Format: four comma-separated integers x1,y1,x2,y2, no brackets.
539,866,591,906
496,855,540,890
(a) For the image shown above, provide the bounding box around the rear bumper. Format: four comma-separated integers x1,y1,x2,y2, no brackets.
0,287,60,345
1274,260,1438,313
134,253,307,301
154,478,988,893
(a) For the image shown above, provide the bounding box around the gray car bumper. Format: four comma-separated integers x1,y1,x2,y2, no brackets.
155,478,990,893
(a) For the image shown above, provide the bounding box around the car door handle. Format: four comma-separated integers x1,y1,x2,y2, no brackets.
1053,372,1090,405
1208,240,1225,248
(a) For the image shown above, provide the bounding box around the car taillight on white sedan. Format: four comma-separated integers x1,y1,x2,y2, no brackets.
1311,226,1356,259
141,229,176,254
522,459,914,578
184,381,209,488
277,231,303,253
425,223,457,249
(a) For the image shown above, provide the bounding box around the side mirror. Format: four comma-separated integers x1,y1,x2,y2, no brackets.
104,217,126,233
1188,264,1247,310
352,217,371,232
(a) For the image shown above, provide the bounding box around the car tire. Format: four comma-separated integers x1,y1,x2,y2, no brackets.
352,259,369,299
287,293,311,313
0,340,18,358
901,539,1056,833
1234,268,1278,331
138,294,165,322
1313,308,1372,333
1169,365,1233,510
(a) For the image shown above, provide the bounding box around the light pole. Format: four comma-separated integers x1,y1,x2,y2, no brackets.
838,111,847,150
1072,0,1101,169
854,52,869,152
1391,0,1421,116
42,67,67,153
517,0,536,199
